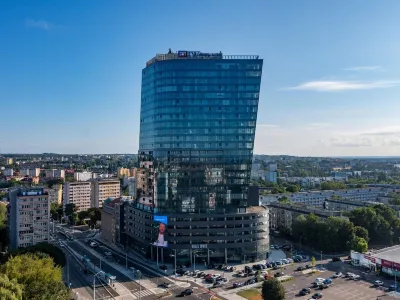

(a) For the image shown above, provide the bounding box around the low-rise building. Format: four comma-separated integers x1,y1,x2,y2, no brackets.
350,246,400,277
268,202,343,233
63,182,91,211
8,187,50,249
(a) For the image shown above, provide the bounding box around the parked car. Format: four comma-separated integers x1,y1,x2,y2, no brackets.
299,288,311,296
374,280,384,287
274,272,284,277
319,284,329,290
331,257,342,262
296,266,305,271
159,265,168,271
311,293,323,299
176,269,185,275
323,278,332,285
332,272,342,278
180,289,193,296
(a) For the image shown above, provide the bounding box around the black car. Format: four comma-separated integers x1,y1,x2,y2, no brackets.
305,264,312,269
207,264,215,269
274,272,284,277
319,284,329,290
299,288,311,296
331,257,341,262
233,282,243,288
159,265,168,271
296,266,305,271
176,269,185,275
180,289,193,296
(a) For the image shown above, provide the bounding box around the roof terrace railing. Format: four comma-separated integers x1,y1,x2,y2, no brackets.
146,53,260,67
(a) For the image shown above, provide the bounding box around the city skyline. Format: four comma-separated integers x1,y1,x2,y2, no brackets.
2,1,400,156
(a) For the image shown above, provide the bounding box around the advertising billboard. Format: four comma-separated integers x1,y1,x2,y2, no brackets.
153,215,168,247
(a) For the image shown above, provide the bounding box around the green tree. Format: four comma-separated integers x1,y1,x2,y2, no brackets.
50,203,62,221
0,274,23,300
87,208,101,228
321,181,346,190
311,257,316,267
0,203,7,226
354,226,369,242
353,237,368,253
1,253,70,300
261,278,285,300
64,203,76,217
286,184,300,193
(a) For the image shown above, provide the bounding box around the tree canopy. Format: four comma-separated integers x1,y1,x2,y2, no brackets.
291,214,358,252
261,278,285,300
320,181,347,190
1,253,70,300
348,205,400,246
0,274,23,300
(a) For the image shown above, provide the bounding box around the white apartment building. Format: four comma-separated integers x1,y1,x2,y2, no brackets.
259,187,384,208
20,168,40,177
91,179,120,208
45,169,65,179
74,171,94,182
3,168,13,176
8,188,50,249
63,182,91,212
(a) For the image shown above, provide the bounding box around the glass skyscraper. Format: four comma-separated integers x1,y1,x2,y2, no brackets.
126,50,269,263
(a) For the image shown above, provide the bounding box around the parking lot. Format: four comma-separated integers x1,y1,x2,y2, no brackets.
283,270,389,300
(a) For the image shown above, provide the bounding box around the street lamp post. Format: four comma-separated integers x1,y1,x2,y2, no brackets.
136,270,142,300
320,251,323,268
174,249,177,278
93,271,102,300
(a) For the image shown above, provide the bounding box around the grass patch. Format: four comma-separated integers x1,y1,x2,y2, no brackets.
237,288,262,300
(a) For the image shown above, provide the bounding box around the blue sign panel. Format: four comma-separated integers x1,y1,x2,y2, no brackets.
154,215,168,225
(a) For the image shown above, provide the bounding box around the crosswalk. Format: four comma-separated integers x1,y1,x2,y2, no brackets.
130,285,183,298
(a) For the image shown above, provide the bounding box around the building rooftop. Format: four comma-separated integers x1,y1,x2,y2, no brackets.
371,246,400,264
146,50,260,67
268,202,343,217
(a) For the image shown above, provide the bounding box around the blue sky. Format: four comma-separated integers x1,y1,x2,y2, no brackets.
1,0,400,156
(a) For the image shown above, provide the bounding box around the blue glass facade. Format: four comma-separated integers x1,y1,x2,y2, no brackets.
139,53,263,214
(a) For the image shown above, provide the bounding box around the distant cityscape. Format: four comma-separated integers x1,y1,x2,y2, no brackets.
2,51,400,300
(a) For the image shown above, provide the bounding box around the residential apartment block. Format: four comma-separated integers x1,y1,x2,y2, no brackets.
91,179,120,208
63,182,91,212
20,168,40,177
3,168,13,176
8,188,50,249
258,187,384,208
6,158,13,165
45,169,65,179
268,202,343,234
117,167,130,178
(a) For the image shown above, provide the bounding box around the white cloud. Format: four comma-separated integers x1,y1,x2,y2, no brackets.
329,137,373,148
344,66,384,71
284,80,400,92
25,19,54,30
254,123,400,156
